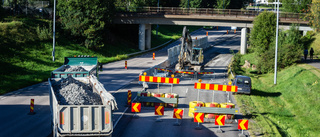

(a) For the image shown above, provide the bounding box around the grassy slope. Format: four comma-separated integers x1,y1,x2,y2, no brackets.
0,18,200,95
234,52,320,136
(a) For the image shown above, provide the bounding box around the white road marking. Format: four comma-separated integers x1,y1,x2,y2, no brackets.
113,95,138,129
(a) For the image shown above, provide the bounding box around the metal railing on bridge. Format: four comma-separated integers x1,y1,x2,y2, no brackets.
116,7,308,23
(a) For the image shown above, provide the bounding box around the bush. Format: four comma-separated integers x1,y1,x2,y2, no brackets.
249,11,276,55
36,22,52,41
231,52,243,74
257,48,275,73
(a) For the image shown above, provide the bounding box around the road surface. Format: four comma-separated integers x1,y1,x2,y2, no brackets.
0,27,247,137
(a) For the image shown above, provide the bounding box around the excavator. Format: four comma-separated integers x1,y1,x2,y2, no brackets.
175,26,204,72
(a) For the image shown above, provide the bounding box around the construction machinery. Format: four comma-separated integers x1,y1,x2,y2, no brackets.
175,26,204,72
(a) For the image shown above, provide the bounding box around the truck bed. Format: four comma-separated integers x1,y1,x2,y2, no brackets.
51,57,98,78
49,76,117,136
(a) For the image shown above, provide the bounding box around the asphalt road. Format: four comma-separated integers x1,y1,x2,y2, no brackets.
112,29,248,137
0,27,246,137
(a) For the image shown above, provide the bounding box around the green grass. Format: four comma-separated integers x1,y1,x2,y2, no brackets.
234,64,320,137
0,18,201,95
151,25,201,47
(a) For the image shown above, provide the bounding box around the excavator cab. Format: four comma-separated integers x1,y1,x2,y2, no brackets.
191,47,203,65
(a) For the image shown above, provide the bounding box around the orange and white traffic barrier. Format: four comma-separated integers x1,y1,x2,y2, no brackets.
28,99,35,115
125,60,127,69
127,90,132,106
234,29,236,34
206,32,208,36
227,30,229,34
153,53,155,60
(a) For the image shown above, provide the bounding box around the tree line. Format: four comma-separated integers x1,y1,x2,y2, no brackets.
0,0,317,50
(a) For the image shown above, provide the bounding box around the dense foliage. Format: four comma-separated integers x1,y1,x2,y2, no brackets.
249,11,277,55
57,0,115,49
215,0,230,9
249,12,305,73
282,0,311,13
180,0,203,8
0,0,3,20
304,1,320,32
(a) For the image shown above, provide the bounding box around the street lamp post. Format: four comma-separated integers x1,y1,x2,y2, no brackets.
52,0,56,62
274,0,280,85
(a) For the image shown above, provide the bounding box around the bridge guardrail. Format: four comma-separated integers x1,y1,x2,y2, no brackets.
116,7,308,23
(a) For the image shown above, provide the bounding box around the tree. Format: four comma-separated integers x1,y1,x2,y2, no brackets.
250,12,304,73
282,0,311,13
57,0,115,49
180,0,202,8
0,0,3,20
277,25,303,68
228,0,251,9
249,11,276,73
304,0,320,32
216,0,230,9
249,11,277,54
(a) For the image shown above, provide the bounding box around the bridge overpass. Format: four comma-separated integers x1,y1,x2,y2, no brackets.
114,7,312,51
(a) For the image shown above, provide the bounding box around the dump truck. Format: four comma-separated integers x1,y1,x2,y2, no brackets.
51,56,99,78
175,26,204,72
49,75,117,137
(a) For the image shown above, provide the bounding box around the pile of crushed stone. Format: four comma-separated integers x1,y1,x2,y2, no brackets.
63,65,87,72
53,76,102,105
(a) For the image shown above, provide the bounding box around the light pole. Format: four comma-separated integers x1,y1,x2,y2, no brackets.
223,0,225,9
52,0,56,62
274,0,280,85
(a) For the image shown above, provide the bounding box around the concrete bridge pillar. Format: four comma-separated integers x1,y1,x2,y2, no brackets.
139,24,151,50
240,28,247,55
303,30,308,36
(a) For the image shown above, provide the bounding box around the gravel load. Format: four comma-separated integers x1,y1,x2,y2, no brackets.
53,76,102,105
63,65,87,72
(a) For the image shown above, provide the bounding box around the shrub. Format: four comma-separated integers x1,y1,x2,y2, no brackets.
36,22,52,41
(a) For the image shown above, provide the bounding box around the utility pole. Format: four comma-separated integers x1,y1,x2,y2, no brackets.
156,0,159,37
274,0,280,85
223,0,225,9
52,0,56,62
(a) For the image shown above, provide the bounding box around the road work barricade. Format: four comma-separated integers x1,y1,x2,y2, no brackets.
137,95,178,108
204,102,219,119
154,68,172,77
220,103,235,119
188,101,204,117
192,82,239,122
137,74,180,107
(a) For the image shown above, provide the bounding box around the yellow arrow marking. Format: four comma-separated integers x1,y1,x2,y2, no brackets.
175,109,182,119
240,120,247,130
216,116,224,125
133,103,140,112
156,106,163,115
195,113,203,123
